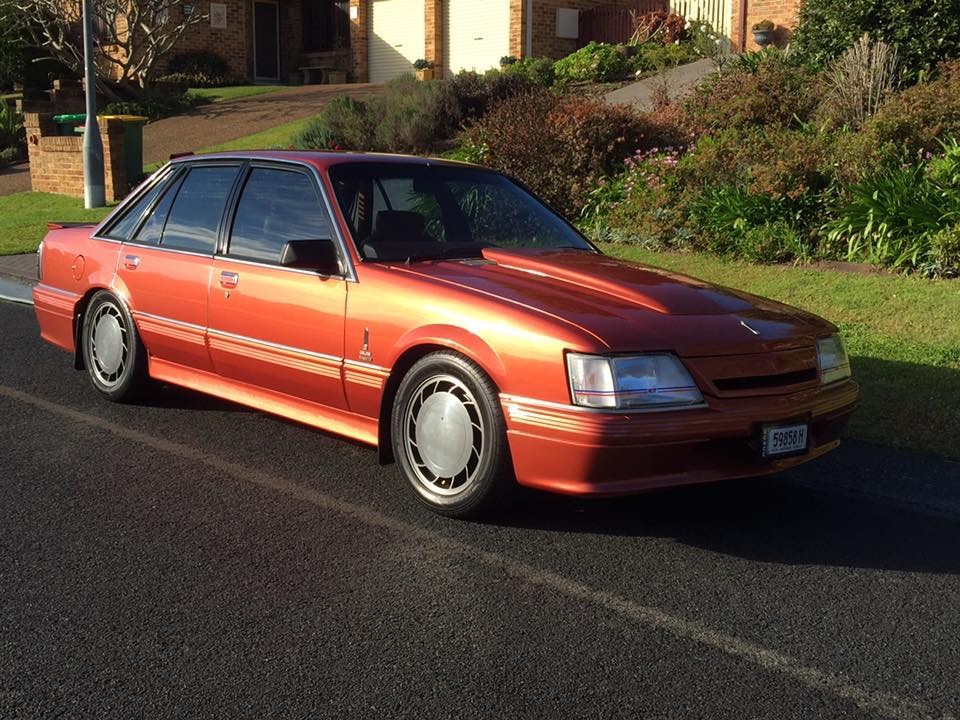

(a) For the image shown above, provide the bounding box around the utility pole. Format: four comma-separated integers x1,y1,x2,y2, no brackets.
81,0,105,208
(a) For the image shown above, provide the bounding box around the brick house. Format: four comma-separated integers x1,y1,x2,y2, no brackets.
160,0,802,85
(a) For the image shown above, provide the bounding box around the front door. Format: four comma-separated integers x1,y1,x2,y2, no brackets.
254,1,280,80
207,164,349,410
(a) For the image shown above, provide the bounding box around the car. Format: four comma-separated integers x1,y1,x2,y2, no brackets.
34,151,858,517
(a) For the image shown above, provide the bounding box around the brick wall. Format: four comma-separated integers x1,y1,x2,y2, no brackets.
24,114,128,203
425,0,442,77
349,0,370,82
154,0,251,81
524,0,637,59
732,0,802,52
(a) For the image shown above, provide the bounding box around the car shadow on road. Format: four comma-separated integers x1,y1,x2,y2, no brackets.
484,476,960,575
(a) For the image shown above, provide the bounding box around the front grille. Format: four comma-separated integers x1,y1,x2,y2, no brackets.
714,368,818,392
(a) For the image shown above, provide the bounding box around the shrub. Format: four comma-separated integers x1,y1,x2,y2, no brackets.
857,61,960,157
0,145,18,165
501,57,556,87
928,138,960,189
925,223,960,277
824,164,960,270
630,11,688,45
291,116,339,151
293,95,372,150
792,0,960,81
101,92,202,120
445,69,535,122
676,126,837,204
818,35,900,128
294,77,460,153
554,42,629,84
632,43,697,74
371,76,460,152
462,90,649,217
681,56,821,134
161,51,231,87
0,99,23,148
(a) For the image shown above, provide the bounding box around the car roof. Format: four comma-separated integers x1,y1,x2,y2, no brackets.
170,150,476,172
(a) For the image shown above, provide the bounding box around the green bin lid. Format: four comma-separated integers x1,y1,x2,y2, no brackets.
53,113,86,122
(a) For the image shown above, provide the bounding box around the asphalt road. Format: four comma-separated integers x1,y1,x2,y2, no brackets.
2,299,959,720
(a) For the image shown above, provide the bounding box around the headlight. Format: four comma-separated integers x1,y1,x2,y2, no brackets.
817,334,851,385
567,353,703,410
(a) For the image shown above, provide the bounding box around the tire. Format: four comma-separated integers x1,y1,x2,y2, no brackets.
80,291,149,402
391,351,513,518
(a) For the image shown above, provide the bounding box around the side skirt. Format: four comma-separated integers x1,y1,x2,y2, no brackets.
148,357,379,447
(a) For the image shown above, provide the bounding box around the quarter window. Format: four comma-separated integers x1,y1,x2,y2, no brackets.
133,173,184,246
160,165,240,254
228,167,332,263
102,171,171,241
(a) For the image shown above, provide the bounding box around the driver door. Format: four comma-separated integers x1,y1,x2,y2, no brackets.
207,164,349,410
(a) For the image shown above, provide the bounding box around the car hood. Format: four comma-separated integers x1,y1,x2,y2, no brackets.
394,248,835,356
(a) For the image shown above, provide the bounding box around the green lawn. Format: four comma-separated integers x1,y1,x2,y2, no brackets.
202,114,316,152
0,192,112,255
603,244,960,459
187,85,285,103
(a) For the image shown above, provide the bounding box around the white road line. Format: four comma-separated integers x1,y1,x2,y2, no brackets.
0,383,953,720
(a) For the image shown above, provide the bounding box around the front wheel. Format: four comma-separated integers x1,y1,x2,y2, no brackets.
391,351,513,517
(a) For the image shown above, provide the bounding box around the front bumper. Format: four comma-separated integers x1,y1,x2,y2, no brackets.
500,380,859,496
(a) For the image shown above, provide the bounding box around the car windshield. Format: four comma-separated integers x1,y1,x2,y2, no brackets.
328,162,593,262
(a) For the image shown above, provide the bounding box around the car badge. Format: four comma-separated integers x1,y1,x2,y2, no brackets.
359,327,373,362
740,320,760,336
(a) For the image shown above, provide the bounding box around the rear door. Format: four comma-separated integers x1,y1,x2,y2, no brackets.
207,163,350,409
116,162,242,371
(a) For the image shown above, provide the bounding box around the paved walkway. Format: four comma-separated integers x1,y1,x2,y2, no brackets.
0,163,30,196
605,58,716,111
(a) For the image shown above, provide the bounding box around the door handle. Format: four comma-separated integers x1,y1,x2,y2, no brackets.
219,271,239,289
123,254,140,270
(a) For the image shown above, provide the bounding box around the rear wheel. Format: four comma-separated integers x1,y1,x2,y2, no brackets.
81,291,149,402
391,351,513,517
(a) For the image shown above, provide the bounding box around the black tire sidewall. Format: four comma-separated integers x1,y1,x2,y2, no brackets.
81,291,145,401
391,352,510,517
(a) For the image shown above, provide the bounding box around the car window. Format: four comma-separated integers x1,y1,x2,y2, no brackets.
228,167,332,263
102,171,172,241
446,180,570,248
132,173,185,247
160,165,240,254
329,163,591,262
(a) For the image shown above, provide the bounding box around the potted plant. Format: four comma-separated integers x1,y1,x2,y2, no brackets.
413,58,434,81
752,19,776,48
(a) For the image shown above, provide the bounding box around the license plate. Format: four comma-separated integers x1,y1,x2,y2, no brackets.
762,423,809,457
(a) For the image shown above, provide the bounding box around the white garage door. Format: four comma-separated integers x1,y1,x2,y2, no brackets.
444,0,511,76
369,0,426,83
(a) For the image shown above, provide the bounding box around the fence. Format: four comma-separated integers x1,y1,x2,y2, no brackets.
578,0,734,48
669,0,733,42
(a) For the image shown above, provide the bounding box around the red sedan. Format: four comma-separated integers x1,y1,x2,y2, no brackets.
34,152,858,516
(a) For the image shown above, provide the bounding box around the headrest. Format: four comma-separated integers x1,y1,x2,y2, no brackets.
373,210,425,242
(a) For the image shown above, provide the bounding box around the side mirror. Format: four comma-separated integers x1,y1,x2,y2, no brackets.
280,239,342,275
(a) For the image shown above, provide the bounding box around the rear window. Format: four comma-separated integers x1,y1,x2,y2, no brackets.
160,165,240,254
